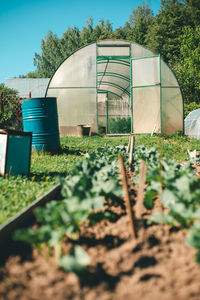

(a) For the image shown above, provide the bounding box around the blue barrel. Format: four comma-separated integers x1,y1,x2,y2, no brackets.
22,97,60,152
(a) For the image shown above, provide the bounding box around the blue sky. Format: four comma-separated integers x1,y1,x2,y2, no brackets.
0,0,161,83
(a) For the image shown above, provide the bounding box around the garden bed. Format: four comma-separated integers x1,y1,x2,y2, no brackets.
1,133,200,225
0,180,200,300
0,136,129,225
1,134,200,300
0,138,200,300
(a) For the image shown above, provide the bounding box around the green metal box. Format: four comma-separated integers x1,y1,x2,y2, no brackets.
0,129,32,176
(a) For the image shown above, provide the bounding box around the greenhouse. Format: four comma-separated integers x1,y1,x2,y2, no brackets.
46,40,184,136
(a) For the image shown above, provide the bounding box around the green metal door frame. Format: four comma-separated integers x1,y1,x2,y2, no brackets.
97,50,162,135
96,49,132,134
130,55,161,134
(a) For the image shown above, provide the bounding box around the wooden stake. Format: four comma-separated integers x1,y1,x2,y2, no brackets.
129,134,135,168
126,134,131,153
135,160,146,218
119,154,137,239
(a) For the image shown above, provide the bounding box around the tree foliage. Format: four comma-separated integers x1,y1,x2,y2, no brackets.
0,84,22,130
183,0,200,26
33,19,113,78
146,0,190,63
19,1,200,104
33,30,63,78
123,3,153,46
172,26,200,104
0,83,18,97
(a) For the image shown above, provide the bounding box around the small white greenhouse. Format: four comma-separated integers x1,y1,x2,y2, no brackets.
185,109,200,140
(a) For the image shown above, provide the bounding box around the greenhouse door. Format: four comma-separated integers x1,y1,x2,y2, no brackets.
131,55,161,134
97,42,131,134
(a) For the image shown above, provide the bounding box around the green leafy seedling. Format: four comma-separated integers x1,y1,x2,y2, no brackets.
59,245,90,275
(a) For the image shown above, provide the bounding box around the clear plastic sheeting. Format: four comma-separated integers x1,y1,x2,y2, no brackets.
131,42,154,58
185,109,200,139
97,46,130,57
131,56,160,134
161,88,183,134
132,56,160,86
47,88,97,128
161,61,179,87
49,44,96,88
97,57,130,99
132,86,160,134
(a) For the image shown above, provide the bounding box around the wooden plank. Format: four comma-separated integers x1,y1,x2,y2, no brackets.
106,133,130,136
126,134,131,153
135,160,146,218
129,134,135,168
119,154,137,239
0,183,61,244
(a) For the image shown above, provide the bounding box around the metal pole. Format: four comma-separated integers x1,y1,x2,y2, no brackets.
106,99,108,133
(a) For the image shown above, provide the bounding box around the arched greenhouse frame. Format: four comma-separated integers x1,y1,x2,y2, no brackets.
46,40,184,136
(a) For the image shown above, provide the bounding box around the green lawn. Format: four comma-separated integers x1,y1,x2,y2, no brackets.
135,133,200,161
0,134,200,225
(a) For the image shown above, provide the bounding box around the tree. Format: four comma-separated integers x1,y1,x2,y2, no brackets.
146,0,190,63
94,19,113,40
33,30,63,78
32,18,113,78
0,83,18,97
0,84,22,129
59,26,81,60
19,71,40,78
172,26,200,104
123,2,153,45
79,17,95,45
183,0,200,26
80,17,113,44
110,26,127,40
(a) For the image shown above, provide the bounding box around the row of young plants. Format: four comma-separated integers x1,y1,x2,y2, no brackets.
14,146,128,274
13,142,200,273
133,146,200,263
2,133,200,225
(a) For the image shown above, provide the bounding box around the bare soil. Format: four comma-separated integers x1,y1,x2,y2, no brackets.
1,171,200,300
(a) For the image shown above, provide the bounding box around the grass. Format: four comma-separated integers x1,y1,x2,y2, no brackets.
135,133,200,161
0,133,200,225
0,136,129,225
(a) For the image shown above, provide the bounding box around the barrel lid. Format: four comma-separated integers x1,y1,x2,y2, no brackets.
0,129,32,136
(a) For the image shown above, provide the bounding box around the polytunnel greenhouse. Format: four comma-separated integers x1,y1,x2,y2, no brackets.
46,40,184,136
